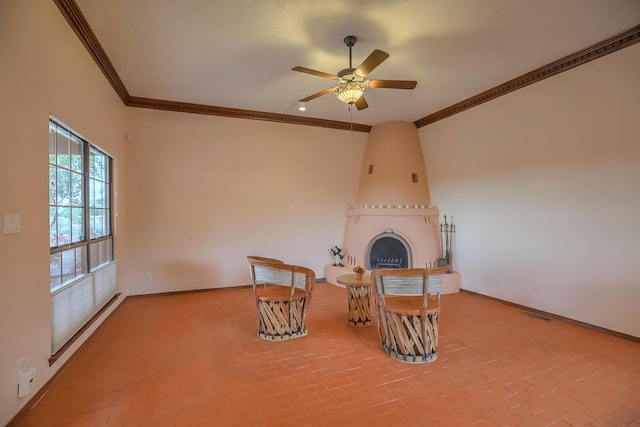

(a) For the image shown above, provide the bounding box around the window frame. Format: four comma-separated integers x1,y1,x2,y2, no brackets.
49,117,114,293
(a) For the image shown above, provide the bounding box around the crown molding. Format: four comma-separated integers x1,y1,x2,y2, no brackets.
127,97,372,132
53,0,130,104
54,0,638,132
414,24,640,128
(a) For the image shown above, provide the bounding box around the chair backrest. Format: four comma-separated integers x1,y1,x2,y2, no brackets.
246,255,284,265
425,266,449,302
371,267,448,308
247,256,315,297
247,255,284,290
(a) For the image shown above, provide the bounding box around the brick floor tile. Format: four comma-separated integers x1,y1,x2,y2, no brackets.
9,285,640,427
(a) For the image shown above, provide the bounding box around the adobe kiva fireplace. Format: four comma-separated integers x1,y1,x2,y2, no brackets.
325,121,459,293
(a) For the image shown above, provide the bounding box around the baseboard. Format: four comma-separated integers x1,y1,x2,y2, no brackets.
460,289,640,343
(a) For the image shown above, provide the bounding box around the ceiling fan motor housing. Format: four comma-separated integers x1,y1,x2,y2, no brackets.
338,68,363,80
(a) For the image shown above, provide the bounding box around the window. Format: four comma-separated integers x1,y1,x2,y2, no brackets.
49,118,117,357
49,118,113,291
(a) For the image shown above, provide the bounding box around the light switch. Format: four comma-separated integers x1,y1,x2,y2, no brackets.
3,214,21,234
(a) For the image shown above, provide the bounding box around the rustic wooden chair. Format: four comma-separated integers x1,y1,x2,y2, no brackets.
371,267,448,363
247,256,315,341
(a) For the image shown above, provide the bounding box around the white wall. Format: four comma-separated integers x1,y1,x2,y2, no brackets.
0,1,127,424
123,108,367,295
420,44,640,337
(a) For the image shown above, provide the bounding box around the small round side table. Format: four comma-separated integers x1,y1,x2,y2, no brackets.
336,273,372,327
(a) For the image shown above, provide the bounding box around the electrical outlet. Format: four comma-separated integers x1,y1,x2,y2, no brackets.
17,357,35,398
145,274,152,282
498,277,505,287
18,368,35,398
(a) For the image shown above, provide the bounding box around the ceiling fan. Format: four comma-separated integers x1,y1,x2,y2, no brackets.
292,35,417,110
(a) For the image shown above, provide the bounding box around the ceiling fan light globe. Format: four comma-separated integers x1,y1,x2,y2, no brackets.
335,77,366,104
337,88,364,104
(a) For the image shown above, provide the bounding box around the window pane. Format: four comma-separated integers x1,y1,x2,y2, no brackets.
90,208,106,238
89,209,96,238
89,149,106,180
92,180,105,208
89,179,96,208
71,207,84,243
94,181,102,208
50,252,62,291
89,242,96,270
76,246,88,276
56,168,70,205
89,150,100,179
71,171,83,206
69,136,83,173
61,249,77,283
49,207,58,247
52,247,88,288
49,166,57,205
104,158,110,182
104,184,110,209
56,129,70,168
90,238,112,271
87,179,92,208
49,126,56,164
89,241,98,270
104,209,111,235
57,206,70,245
89,151,95,178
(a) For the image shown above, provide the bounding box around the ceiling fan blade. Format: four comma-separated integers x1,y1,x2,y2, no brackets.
355,96,368,110
292,66,338,80
354,49,389,76
299,87,336,102
368,79,417,89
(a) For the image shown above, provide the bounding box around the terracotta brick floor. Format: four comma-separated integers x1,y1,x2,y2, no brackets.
12,283,640,426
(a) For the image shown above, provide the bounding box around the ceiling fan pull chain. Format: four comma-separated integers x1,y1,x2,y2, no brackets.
349,105,354,131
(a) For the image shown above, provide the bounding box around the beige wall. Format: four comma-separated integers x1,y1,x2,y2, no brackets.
2,0,639,423
0,1,127,423
123,108,366,295
0,1,366,422
420,44,640,337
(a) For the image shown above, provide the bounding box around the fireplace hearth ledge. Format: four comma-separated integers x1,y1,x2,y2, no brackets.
324,265,460,295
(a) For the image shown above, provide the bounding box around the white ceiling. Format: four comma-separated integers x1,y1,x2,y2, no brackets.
74,0,640,126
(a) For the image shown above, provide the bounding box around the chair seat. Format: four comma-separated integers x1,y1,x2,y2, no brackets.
256,286,307,302
383,296,439,316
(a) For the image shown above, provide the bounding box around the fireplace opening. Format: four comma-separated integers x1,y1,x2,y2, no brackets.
365,232,412,270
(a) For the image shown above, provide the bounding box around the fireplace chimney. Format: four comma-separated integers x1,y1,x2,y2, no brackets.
339,121,441,272
356,121,431,207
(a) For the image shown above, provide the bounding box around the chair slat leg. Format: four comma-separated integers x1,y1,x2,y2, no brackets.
408,316,424,354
